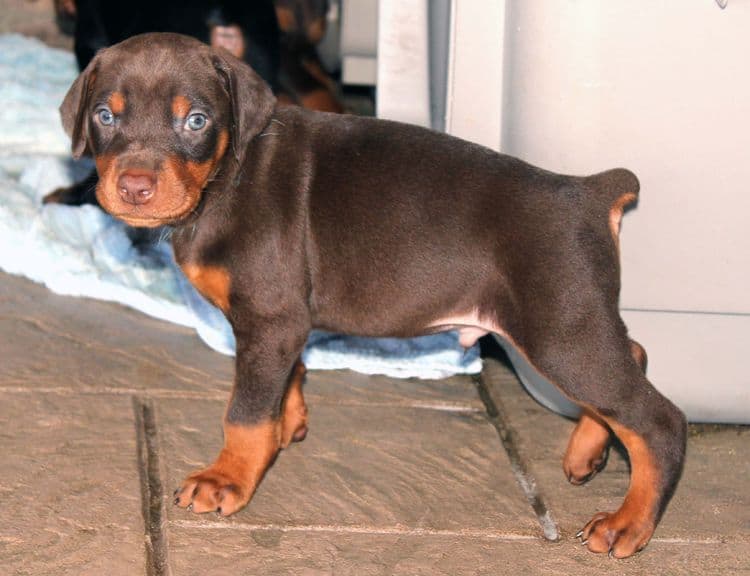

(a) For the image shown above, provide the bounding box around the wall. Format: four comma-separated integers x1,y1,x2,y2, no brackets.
445,0,749,422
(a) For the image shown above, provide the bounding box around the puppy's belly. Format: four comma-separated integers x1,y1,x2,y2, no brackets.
427,311,503,349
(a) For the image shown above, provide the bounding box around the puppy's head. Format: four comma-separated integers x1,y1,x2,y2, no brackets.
60,32,275,227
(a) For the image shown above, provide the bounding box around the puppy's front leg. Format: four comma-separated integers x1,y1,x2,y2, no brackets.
175,327,309,516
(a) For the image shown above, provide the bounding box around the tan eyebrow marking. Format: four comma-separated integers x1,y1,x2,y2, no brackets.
108,91,126,114
171,95,192,118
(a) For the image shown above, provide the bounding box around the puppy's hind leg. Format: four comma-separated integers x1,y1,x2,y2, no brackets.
527,320,686,558
562,338,649,485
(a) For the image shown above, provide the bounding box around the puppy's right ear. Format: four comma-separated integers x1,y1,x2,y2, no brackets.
60,56,99,159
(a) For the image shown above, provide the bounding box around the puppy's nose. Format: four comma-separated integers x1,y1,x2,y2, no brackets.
117,172,156,205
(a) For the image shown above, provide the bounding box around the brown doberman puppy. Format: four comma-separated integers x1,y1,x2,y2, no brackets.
59,33,686,558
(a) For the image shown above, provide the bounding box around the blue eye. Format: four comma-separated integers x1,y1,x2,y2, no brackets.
97,108,114,125
186,113,207,131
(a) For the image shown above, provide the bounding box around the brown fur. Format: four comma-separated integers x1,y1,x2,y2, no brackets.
60,33,687,558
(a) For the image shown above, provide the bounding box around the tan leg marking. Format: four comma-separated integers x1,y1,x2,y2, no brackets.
564,341,647,486
563,411,611,485
175,360,309,516
175,420,281,515
280,360,309,447
581,419,660,557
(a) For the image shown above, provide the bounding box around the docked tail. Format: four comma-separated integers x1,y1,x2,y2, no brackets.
586,168,640,247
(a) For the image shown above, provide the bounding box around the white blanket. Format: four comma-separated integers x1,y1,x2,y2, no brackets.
0,34,481,379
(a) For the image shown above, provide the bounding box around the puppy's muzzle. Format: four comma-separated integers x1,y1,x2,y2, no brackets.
117,171,156,205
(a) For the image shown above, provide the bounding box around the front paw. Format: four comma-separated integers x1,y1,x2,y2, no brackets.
173,421,282,516
578,511,654,558
174,461,251,516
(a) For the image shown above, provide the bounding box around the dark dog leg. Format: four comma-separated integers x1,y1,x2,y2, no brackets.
562,338,649,485
174,328,309,515
524,319,686,557
42,169,100,206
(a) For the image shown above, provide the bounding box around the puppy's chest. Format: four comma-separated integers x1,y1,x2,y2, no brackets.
180,262,231,313
172,227,233,313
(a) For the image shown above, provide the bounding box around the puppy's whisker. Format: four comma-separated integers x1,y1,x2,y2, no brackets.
157,227,173,245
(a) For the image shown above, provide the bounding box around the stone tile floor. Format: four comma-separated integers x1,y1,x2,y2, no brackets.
0,3,747,572
0,271,748,575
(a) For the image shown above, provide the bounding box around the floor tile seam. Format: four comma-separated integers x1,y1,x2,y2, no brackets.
133,397,173,576
651,536,744,545
473,371,560,542
0,385,483,412
168,519,539,541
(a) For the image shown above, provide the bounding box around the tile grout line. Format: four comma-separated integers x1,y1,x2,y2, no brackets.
169,519,540,540
473,373,560,542
169,518,731,545
133,397,172,576
0,385,482,412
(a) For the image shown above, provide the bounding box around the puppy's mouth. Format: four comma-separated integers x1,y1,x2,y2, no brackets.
95,155,211,227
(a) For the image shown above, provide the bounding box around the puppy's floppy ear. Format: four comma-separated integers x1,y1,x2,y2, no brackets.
212,48,276,163
60,55,100,159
